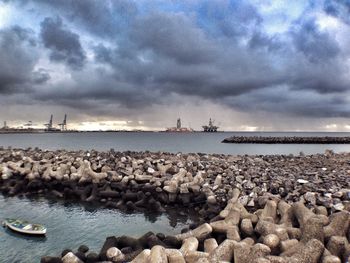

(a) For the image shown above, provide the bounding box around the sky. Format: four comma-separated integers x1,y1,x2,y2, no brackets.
1,0,350,131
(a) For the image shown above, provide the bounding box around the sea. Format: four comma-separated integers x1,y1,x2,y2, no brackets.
1,131,350,262
1,131,350,155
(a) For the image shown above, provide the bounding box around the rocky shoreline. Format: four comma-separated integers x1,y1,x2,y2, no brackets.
0,147,349,262
222,136,350,144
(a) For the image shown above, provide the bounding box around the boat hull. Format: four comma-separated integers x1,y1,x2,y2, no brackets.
4,220,46,235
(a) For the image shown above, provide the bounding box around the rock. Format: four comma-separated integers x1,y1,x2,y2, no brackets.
78,245,89,254
106,247,124,262
207,195,217,205
99,236,118,260
297,179,309,184
175,223,212,241
304,192,316,205
62,252,83,263
150,245,168,263
333,203,344,211
41,256,63,263
61,249,72,258
239,195,249,206
85,253,99,263
147,167,155,174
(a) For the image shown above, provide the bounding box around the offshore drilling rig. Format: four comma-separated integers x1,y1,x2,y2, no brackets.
202,118,219,132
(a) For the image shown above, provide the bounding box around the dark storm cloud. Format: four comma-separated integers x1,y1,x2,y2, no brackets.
2,0,350,123
40,16,86,69
90,7,284,101
13,0,138,38
286,18,348,94
224,86,350,119
0,26,40,94
291,19,340,62
131,13,217,65
324,0,350,23
93,44,113,64
88,7,350,117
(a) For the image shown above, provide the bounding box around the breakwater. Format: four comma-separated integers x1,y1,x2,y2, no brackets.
0,147,349,262
222,136,350,144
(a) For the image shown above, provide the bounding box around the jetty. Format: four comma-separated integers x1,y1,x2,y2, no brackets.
222,135,350,144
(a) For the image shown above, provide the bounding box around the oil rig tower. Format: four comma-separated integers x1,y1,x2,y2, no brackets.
176,118,181,129
202,118,219,132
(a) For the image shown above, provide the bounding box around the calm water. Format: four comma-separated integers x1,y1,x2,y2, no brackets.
0,195,190,263
0,131,350,155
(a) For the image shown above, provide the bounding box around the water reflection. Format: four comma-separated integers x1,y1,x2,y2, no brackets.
143,211,162,224
4,228,47,242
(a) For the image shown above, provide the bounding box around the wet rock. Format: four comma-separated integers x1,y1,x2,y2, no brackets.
99,236,118,260
41,256,63,263
85,253,99,263
77,245,89,254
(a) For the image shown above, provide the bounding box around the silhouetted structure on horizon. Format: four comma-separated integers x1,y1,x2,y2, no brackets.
202,118,219,132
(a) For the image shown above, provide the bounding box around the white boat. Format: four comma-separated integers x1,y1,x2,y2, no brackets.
3,218,46,235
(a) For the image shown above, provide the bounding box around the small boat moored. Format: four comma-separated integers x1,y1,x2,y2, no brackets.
3,218,46,235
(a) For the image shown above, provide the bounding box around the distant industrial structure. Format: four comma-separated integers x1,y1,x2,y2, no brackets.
165,118,194,132
202,118,219,132
45,114,67,131
2,121,8,129
1,114,68,133
58,114,67,131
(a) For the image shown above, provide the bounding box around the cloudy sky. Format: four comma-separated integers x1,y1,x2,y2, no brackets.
1,0,350,131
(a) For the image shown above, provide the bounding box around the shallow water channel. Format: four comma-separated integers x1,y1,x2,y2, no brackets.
0,195,191,262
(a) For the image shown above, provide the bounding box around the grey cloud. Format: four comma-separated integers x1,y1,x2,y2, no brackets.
324,0,350,24
285,18,347,94
31,69,51,84
88,9,350,119
131,12,217,65
33,66,158,111
249,31,283,51
290,19,340,63
41,6,350,120
225,86,350,119
16,0,138,38
197,1,262,38
40,16,86,69
2,0,350,124
93,44,113,64
0,26,39,94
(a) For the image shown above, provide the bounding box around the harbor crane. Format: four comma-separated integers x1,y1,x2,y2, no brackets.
58,114,67,131
44,115,53,131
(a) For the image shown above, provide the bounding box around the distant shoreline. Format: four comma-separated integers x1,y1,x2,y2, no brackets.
1,129,350,134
